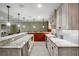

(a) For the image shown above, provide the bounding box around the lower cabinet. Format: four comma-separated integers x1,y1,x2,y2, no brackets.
21,39,34,56
46,38,53,56
51,43,58,56
21,42,29,56
0,48,21,56
46,38,79,56
0,42,29,56
58,47,79,56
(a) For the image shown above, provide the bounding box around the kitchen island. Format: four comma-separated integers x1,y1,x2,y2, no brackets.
46,34,79,56
0,33,34,56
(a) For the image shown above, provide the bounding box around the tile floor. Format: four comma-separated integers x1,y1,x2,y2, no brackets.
30,42,49,56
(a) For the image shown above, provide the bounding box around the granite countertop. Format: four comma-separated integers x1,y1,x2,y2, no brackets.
49,37,79,47
0,34,33,48
45,34,54,37
0,32,27,41
28,32,50,34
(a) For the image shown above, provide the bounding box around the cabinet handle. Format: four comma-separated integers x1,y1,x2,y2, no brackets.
52,47,53,50
54,46,56,48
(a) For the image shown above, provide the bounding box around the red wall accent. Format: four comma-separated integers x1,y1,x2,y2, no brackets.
28,32,49,41
34,33,45,41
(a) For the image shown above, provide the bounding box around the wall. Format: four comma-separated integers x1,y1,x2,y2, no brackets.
10,25,18,34
0,21,48,36
62,30,79,45
20,22,48,32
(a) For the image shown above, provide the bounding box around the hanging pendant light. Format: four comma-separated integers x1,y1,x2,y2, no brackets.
17,13,20,27
22,17,26,28
42,25,45,28
42,18,45,28
32,18,36,29
6,5,11,26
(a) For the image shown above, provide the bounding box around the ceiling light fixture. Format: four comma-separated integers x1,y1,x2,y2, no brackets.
6,5,11,26
17,13,20,27
42,25,45,28
37,4,42,8
42,18,45,28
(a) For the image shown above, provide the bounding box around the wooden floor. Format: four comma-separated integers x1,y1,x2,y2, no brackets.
30,42,49,56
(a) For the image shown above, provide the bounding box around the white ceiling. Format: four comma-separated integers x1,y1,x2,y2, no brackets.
0,3,61,22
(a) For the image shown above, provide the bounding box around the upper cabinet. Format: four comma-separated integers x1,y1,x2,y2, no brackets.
49,3,79,30
68,3,79,30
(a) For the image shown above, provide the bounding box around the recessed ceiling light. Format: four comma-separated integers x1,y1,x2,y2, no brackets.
37,4,42,8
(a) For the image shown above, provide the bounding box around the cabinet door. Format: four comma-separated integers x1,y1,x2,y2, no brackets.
47,38,58,56
51,42,54,56
51,41,58,56
47,38,53,56
28,37,34,55
53,44,58,56
49,42,53,56
47,38,51,55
